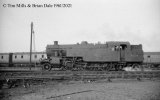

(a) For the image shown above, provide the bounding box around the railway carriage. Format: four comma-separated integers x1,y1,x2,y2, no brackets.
0,52,46,67
143,52,160,68
0,53,10,67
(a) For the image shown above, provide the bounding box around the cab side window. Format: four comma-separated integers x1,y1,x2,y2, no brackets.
120,44,127,50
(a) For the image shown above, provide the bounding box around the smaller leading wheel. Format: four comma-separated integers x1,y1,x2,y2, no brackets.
42,63,52,71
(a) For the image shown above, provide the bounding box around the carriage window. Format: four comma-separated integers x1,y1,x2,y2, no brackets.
21,55,23,59
15,55,17,59
42,55,44,58
35,55,37,58
1,56,3,59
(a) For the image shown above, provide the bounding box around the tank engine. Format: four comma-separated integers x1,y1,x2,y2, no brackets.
40,41,144,71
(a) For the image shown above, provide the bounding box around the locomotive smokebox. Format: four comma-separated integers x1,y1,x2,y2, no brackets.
54,41,58,45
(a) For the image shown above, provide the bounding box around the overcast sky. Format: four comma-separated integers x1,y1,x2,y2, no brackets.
0,0,160,53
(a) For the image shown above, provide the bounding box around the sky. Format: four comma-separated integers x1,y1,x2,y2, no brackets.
0,0,160,53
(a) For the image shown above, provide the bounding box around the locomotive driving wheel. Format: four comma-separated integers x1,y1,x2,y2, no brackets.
42,63,52,71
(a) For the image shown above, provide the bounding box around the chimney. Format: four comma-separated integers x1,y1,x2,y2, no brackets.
54,41,58,45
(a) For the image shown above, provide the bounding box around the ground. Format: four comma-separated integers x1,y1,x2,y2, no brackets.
0,79,160,100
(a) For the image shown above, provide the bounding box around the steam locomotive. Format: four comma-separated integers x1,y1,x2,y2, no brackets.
40,41,144,71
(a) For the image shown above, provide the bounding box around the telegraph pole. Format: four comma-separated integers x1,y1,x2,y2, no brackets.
30,22,33,70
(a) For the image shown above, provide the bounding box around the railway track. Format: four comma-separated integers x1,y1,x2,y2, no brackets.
1,68,160,88
1,70,160,80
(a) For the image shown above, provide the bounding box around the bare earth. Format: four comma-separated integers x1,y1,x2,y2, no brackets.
1,79,160,100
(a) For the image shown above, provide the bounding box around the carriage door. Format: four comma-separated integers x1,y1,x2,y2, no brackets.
120,44,127,62
9,53,13,67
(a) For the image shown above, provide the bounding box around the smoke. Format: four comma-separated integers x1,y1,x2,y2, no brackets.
96,23,160,51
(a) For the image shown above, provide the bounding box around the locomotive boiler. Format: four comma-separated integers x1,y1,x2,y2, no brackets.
40,41,144,71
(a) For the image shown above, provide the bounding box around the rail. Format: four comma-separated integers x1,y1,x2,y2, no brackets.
0,71,160,80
